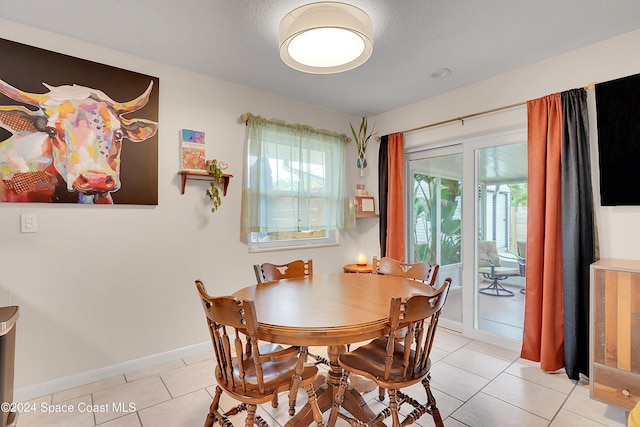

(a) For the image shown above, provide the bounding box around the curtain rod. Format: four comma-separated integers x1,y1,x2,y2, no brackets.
239,112,351,142
400,82,597,136
402,101,525,134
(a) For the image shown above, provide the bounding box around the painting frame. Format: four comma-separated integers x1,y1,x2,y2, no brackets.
0,37,159,205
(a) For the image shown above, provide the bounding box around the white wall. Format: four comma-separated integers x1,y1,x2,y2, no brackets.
0,19,369,399
362,28,640,263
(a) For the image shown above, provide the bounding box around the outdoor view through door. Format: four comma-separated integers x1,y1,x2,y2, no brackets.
408,149,462,327
477,142,527,341
408,136,527,343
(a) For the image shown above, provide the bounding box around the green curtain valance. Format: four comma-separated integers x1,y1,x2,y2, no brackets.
243,113,349,144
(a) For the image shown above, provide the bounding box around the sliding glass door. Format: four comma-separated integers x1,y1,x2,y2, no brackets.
406,128,527,347
407,145,463,330
475,142,528,341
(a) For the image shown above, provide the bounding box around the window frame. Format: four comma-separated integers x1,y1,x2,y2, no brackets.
242,115,346,252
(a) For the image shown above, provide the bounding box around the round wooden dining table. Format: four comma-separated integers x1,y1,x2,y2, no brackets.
233,273,439,427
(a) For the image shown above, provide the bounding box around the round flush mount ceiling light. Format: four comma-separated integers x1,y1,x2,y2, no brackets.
279,2,373,74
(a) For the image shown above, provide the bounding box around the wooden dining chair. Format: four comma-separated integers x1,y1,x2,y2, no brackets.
254,259,313,283
327,278,451,427
252,259,327,415
372,256,439,285
371,256,439,400
195,280,324,427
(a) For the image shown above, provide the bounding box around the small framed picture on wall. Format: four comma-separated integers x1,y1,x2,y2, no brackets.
355,196,376,217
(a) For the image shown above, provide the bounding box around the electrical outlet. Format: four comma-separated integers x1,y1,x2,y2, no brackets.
20,213,38,233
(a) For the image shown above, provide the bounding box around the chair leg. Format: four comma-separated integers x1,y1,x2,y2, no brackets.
479,279,514,297
288,375,302,415
303,382,326,426
244,403,261,427
387,389,401,427
288,347,310,415
204,386,223,427
204,407,216,427
327,370,351,427
378,385,386,401
308,351,330,366
422,375,444,427
255,415,268,427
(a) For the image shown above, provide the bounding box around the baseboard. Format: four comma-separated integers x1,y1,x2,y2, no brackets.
13,341,212,402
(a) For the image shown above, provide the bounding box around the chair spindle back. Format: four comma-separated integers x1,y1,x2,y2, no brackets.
195,280,265,394
254,259,313,283
383,279,450,382
372,257,439,285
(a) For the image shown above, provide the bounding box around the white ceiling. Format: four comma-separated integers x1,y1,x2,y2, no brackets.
1,0,640,117
410,143,528,184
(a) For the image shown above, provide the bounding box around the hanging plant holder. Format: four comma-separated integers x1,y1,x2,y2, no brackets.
351,116,375,176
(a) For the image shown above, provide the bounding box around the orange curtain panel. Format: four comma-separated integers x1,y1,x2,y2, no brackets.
521,93,566,372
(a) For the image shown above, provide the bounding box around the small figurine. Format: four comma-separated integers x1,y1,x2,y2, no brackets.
355,184,368,196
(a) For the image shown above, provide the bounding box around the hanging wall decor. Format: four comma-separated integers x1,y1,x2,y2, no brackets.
180,129,206,172
0,38,159,205
350,116,375,176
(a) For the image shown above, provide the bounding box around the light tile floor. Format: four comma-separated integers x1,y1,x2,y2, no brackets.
15,329,630,427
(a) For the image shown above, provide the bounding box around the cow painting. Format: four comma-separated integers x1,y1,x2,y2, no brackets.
0,78,158,204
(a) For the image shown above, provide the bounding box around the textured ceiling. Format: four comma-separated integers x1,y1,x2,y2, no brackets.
1,0,640,117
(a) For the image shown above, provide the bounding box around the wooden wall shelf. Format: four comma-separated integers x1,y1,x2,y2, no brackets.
354,196,377,219
355,213,379,219
178,171,233,195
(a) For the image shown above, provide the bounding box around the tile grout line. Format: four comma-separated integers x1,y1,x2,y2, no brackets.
544,380,579,426
446,351,553,425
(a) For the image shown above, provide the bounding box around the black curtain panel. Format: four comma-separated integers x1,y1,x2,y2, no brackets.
561,88,597,380
378,135,389,257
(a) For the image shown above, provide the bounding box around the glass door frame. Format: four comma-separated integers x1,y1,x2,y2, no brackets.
462,127,526,350
406,142,463,333
405,127,526,351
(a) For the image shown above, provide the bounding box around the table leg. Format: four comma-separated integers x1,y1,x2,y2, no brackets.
285,345,382,427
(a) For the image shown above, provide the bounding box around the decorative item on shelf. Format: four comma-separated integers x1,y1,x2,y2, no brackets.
350,116,376,176
354,184,376,218
354,195,376,217
180,129,206,172
357,254,368,266
205,159,228,213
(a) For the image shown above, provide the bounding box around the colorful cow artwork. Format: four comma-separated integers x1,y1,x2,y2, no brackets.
0,78,158,204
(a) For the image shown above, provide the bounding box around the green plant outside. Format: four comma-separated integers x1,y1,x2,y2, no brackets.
413,174,461,266
413,175,527,266
508,183,527,209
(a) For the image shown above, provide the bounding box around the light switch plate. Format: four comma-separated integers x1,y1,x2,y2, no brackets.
21,213,38,233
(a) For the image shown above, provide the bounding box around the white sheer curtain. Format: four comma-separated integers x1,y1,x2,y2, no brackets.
241,114,349,236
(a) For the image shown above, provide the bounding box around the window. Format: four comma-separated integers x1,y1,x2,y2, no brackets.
241,114,348,251
481,184,511,250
